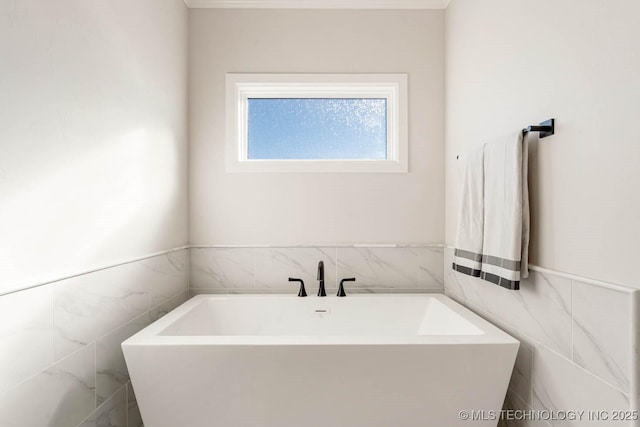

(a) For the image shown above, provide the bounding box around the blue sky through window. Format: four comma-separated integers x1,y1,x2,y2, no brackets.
247,98,387,160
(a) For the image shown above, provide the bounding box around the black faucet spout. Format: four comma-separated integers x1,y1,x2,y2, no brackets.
317,261,326,297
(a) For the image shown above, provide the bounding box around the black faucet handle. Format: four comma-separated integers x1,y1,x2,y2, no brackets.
337,278,356,297
316,260,326,297
288,277,307,297
316,260,324,280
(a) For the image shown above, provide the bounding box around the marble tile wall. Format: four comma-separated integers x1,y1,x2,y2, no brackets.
4,244,635,427
444,247,640,427
0,248,189,427
189,245,444,296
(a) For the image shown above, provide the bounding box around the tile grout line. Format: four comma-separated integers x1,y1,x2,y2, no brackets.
191,243,445,249
79,290,189,424
446,264,634,397
252,248,256,288
2,288,188,400
50,283,56,377
507,390,551,426
1,246,190,297
55,250,188,365
0,337,97,398
334,247,338,290
507,387,530,410
631,290,640,399
454,287,634,399
73,383,127,427
94,341,97,411
79,284,190,353
187,248,191,295
528,320,535,406
531,329,632,399
1,253,188,423
125,381,129,427
570,279,574,363
5,244,634,298
529,323,536,411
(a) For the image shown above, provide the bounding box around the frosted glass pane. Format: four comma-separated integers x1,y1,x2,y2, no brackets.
247,98,387,160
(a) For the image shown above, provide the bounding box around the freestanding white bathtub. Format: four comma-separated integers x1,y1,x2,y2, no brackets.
123,294,518,427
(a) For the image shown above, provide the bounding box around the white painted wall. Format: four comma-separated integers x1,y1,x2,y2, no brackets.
189,9,445,246
0,0,189,293
446,0,640,287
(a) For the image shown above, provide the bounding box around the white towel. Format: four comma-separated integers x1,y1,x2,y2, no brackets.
481,132,529,289
452,145,485,277
453,132,530,290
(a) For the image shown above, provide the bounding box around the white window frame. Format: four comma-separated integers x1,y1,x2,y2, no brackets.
225,73,408,173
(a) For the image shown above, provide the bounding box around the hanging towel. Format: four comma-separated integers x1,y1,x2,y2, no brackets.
452,145,485,278
480,132,530,290
452,132,530,290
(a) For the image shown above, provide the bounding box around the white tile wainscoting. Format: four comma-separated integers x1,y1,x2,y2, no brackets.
445,247,640,427
3,244,636,427
189,245,445,296
0,249,189,427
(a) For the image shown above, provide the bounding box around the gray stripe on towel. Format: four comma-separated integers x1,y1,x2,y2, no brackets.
480,271,520,290
452,263,520,290
452,263,482,277
454,248,521,271
482,255,521,271
454,249,483,262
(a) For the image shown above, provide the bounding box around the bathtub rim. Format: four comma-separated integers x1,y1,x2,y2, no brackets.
122,294,519,347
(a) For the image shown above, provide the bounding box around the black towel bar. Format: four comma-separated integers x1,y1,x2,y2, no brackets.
456,118,555,159
522,118,555,138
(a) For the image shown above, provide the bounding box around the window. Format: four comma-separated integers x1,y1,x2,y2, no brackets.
225,74,408,173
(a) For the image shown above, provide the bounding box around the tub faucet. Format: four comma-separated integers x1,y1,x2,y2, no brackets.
317,261,326,297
